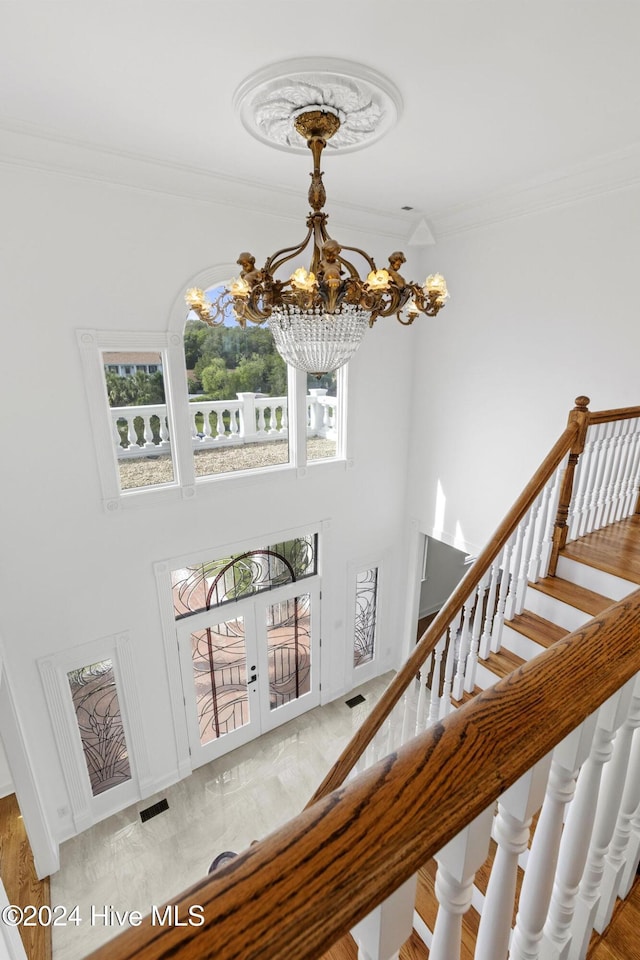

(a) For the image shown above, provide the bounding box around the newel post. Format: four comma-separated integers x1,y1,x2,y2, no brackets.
547,397,591,577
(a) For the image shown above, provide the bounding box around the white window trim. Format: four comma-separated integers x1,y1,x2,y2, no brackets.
38,632,151,834
77,329,192,511
348,554,388,687
78,264,353,511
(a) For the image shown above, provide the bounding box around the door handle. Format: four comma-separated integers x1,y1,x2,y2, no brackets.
249,673,257,683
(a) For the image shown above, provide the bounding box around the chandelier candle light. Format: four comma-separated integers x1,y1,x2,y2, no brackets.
185,109,449,376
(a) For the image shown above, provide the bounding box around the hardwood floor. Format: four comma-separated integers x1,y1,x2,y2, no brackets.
588,877,640,960
0,793,52,960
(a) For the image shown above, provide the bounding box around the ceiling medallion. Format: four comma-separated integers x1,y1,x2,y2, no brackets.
233,57,402,154
185,62,449,377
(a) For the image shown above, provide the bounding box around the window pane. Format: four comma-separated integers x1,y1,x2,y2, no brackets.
67,660,132,796
306,371,338,462
265,594,311,710
354,567,379,667
185,287,289,478
171,534,317,619
190,618,250,745
101,350,175,490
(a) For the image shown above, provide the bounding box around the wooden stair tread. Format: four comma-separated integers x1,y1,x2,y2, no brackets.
587,876,640,959
321,933,359,960
451,685,482,707
561,514,640,587
527,576,614,616
400,931,429,959
483,648,526,680
506,609,569,648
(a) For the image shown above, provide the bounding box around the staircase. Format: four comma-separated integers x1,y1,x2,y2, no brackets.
407,514,640,959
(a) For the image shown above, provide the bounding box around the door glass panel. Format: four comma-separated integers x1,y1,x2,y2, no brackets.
190,617,250,744
354,567,379,667
265,593,311,711
67,660,132,797
171,534,317,618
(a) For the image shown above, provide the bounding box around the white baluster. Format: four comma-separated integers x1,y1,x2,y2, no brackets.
428,637,445,725
529,485,552,582
612,420,636,522
281,399,288,433
567,435,592,542
620,422,640,519
541,686,632,960
479,562,500,660
415,674,429,734
587,422,615,535
593,676,640,930
257,403,267,434
492,540,514,653
578,424,606,538
569,678,638,959
353,875,417,960
516,496,543,615
596,420,624,531
431,805,494,960
159,411,170,446
440,623,458,718
510,716,597,960
477,757,551,960
112,414,126,452
464,573,489,693
606,419,632,524
141,412,155,449
505,522,526,622
540,467,563,578
614,727,640,901
451,604,472,702
229,406,240,437
399,683,419,746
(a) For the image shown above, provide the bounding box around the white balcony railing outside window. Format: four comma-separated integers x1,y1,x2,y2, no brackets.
110,389,337,459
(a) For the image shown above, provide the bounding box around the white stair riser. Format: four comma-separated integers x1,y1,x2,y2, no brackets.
476,660,502,690
500,624,546,662
555,556,634,601
524,587,592,633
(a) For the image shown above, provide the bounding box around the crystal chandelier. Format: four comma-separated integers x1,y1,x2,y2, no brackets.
185,109,449,377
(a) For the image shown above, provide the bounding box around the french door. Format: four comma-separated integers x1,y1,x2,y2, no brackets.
177,579,320,768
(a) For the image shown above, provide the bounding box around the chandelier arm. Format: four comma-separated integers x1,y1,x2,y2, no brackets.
235,297,272,325
265,226,314,276
335,242,377,273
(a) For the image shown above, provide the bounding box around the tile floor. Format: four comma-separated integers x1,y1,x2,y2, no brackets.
50,672,392,960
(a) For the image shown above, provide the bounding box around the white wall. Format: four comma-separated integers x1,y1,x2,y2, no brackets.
419,537,468,618
0,162,416,854
406,184,640,554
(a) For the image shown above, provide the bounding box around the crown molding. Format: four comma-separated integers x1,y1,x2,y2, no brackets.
0,117,413,241
3,117,639,246
432,143,640,237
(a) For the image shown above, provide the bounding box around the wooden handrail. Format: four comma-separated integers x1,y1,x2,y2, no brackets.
84,591,640,960
588,405,640,424
306,419,580,805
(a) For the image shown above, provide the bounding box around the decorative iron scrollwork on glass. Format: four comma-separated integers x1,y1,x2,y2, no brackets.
67,660,132,796
171,534,317,619
354,567,379,667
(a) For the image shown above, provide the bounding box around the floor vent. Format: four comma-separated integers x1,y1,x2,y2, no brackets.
140,798,169,823
345,694,366,708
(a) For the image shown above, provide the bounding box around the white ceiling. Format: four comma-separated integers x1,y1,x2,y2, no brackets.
2,1,639,240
